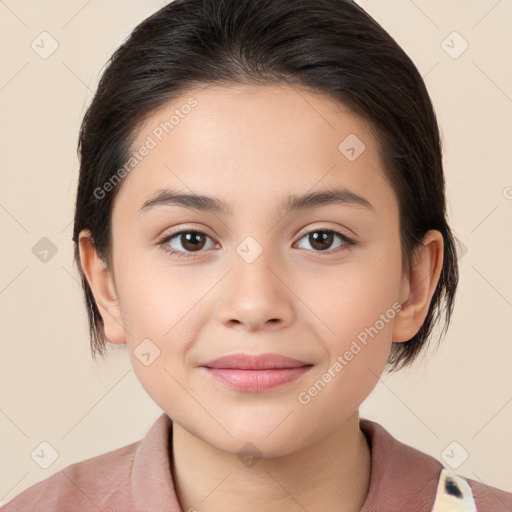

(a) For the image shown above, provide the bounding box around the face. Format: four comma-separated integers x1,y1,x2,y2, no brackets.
80,83,439,458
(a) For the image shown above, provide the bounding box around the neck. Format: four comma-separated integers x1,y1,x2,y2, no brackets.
170,411,372,512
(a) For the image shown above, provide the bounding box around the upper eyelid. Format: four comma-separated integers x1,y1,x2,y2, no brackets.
164,223,352,237
297,225,354,239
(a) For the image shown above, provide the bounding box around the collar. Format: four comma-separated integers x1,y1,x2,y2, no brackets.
359,418,442,511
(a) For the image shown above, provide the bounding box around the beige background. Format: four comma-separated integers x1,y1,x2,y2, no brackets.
1,0,511,505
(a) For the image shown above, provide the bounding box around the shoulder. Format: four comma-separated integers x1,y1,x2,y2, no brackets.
359,418,512,512
465,474,512,512
0,440,140,512
430,468,512,512
2,413,179,512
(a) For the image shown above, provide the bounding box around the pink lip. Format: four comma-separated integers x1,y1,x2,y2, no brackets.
200,352,312,370
199,352,313,392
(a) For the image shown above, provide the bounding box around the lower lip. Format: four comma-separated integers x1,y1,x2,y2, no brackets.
200,366,312,392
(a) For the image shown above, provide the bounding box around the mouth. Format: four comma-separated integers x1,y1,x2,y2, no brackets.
198,352,313,392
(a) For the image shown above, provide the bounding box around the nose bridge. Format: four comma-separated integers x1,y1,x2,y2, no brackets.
231,233,278,295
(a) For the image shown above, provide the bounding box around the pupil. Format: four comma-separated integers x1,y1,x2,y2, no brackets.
311,230,332,250
183,232,204,251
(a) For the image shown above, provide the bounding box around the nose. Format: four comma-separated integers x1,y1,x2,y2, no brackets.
216,243,294,331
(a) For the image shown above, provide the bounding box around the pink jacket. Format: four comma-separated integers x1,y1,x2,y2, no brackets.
1,413,510,511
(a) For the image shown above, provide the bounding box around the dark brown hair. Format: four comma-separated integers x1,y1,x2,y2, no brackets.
72,0,459,373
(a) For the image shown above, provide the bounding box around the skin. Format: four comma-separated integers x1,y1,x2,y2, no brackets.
78,83,444,512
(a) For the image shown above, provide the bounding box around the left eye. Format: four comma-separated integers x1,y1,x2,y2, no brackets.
158,228,355,258
296,228,354,253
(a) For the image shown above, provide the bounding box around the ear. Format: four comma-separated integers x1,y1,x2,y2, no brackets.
393,230,444,343
78,229,127,344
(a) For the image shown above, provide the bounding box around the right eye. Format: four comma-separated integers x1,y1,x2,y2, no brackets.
157,229,219,258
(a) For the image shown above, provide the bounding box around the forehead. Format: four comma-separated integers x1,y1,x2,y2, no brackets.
114,83,396,220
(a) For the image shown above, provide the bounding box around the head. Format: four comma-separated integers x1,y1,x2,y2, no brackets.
73,0,458,455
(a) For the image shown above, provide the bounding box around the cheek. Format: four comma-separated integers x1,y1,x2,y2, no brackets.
322,258,401,334
122,270,196,413
116,257,190,336
305,274,399,421
315,251,402,373
117,264,203,368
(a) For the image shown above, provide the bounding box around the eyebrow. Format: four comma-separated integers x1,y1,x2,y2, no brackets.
138,187,374,217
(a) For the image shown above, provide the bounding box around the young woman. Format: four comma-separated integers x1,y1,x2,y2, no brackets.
2,0,510,511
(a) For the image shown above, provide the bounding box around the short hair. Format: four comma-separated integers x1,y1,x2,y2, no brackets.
71,0,459,373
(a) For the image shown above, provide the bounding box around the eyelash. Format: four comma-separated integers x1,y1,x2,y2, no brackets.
157,227,356,259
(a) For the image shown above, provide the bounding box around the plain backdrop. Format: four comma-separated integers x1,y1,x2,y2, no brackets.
1,0,511,505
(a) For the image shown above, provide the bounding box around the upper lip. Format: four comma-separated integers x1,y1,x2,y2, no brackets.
199,352,313,370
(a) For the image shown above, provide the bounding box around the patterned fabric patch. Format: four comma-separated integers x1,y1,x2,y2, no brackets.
431,468,477,512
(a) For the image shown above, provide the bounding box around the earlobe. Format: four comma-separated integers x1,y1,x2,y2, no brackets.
392,230,444,343
78,230,127,345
